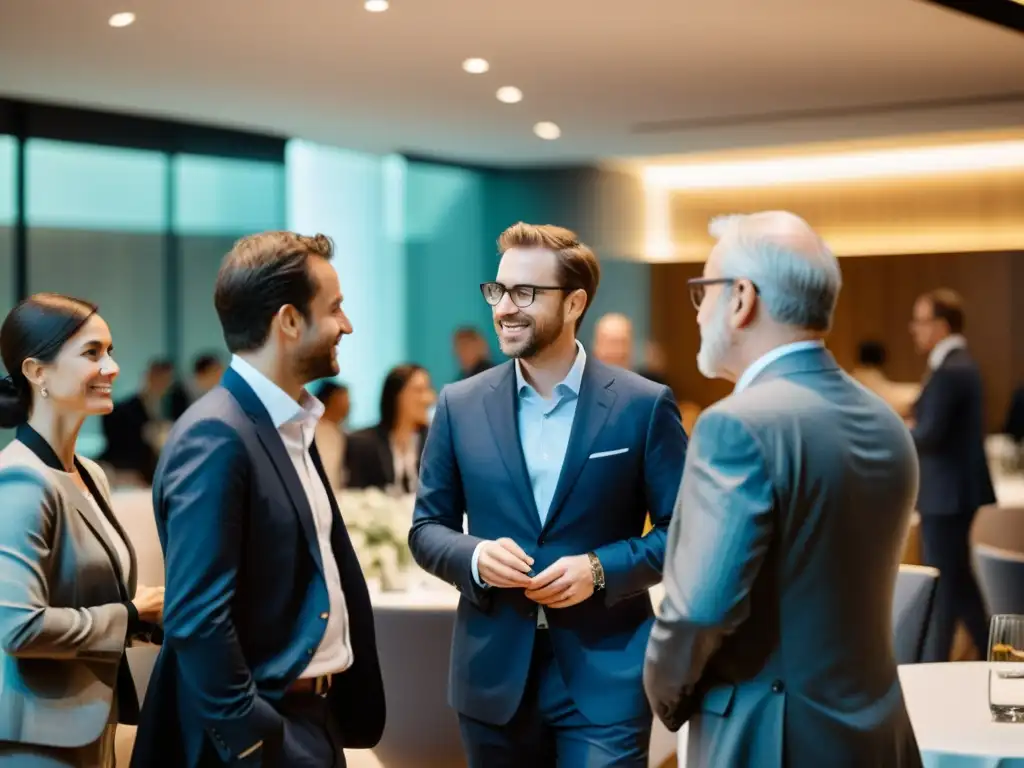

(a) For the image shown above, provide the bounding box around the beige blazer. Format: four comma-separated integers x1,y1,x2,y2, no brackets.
0,438,138,749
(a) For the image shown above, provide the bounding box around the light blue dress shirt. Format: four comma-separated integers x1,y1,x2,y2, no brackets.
471,341,587,588
733,340,825,393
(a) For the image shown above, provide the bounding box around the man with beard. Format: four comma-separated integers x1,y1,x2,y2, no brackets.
131,232,385,768
409,222,688,767
644,212,922,768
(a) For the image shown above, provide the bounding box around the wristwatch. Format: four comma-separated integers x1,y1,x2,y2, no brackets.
586,552,605,591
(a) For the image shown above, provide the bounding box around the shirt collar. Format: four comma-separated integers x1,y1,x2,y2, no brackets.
734,340,825,394
229,355,324,429
928,334,967,370
515,340,587,399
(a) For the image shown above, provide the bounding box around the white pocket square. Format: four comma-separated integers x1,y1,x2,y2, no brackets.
589,448,629,459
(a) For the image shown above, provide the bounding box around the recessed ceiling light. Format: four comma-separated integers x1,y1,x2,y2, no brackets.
108,12,135,28
496,86,523,104
364,0,389,11
533,122,561,140
462,58,490,75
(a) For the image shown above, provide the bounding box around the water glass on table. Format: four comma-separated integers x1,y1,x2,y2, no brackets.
989,614,1024,723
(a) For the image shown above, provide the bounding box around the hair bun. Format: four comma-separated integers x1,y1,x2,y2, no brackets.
0,375,29,429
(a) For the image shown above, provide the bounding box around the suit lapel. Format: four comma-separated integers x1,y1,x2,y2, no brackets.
484,363,542,527
76,458,137,594
542,362,616,535
13,426,130,596
222,369,325,576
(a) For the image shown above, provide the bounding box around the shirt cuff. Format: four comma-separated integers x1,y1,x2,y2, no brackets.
470,541,490,588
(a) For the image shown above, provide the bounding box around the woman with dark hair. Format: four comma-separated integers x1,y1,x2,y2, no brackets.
345,364,435,493
0,294,164,767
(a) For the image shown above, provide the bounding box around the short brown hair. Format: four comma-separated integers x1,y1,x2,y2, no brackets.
921,288,965,334
497,222,600,330
214,231,334,353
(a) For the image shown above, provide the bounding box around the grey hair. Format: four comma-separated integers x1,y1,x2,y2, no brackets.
708,211,841,332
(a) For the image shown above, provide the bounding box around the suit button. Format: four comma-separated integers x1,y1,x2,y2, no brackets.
771,680,784,694
320,612,329,620
538,537,545,545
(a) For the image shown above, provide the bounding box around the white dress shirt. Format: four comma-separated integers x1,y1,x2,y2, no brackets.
230,356,353,677
734,340,826,393
390,433,421,494
928,334,967,371
315,420,347,491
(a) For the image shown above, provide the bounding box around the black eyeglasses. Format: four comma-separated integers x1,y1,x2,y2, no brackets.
480,282,567,308
686,277,759,310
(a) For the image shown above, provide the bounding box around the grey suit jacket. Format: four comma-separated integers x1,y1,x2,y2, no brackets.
644,347,923,768
0,438,138,749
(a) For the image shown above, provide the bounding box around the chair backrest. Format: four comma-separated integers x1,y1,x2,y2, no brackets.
892,564,939,664
971,505,1024,554
973,543,1024,617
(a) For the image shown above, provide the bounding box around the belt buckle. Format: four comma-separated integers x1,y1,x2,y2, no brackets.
314,675,331,697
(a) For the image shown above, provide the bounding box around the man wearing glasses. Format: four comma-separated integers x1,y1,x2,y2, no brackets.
644,212,922,767
409,222,687,767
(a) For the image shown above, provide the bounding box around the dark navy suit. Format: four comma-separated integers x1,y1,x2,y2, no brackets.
131,368,385,767
912,345,995,661
408,355,687,765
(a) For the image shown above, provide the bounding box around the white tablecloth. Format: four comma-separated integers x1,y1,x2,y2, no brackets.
903,663,1024,768
677,663,1024,767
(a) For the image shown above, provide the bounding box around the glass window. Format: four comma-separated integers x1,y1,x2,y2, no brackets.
174,155,285,373
0,135,16,324
0,136,16,451
25,139,168,456
26,139,166,231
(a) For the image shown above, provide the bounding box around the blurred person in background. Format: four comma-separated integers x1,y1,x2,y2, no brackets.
315,380,351,491
346,363,434,493
0,293,163,767
593,312,672,391
592,312,633,369
99,358,175,486
168,352,225,421
908,288,994,662
454,326,493,379
850,340,919,418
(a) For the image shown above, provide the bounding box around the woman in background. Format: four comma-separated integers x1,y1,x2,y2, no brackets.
0,293,163,767
346,363,435,493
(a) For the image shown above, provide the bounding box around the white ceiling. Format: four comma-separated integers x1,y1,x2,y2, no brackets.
1,0,1023,165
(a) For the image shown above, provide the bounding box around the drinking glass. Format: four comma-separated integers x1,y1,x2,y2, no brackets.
988,614,1024,723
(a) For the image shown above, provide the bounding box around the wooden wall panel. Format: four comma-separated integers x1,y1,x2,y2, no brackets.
651,251,1024,431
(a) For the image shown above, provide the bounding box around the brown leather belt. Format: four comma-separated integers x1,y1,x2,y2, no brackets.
287,675,333,697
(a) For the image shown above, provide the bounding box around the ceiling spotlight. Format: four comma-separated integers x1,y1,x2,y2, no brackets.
364,0,389,11
462,58,490,75
496,86,523,104
533,122,561,140
108,12,135,28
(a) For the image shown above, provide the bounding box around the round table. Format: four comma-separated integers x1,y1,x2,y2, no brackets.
902,663,1024,768
676,663,1024,767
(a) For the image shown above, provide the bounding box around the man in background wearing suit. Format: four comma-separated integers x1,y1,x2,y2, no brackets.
132,232,385,767
644,212,921,767
409,222,687,767
909,288,994,662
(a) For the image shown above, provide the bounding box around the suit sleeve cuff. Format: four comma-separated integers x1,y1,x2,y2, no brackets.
123,600,142,640
470,541,490,588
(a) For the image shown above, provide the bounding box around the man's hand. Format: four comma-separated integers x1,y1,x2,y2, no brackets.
524,555,594,608
478,538,534,588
